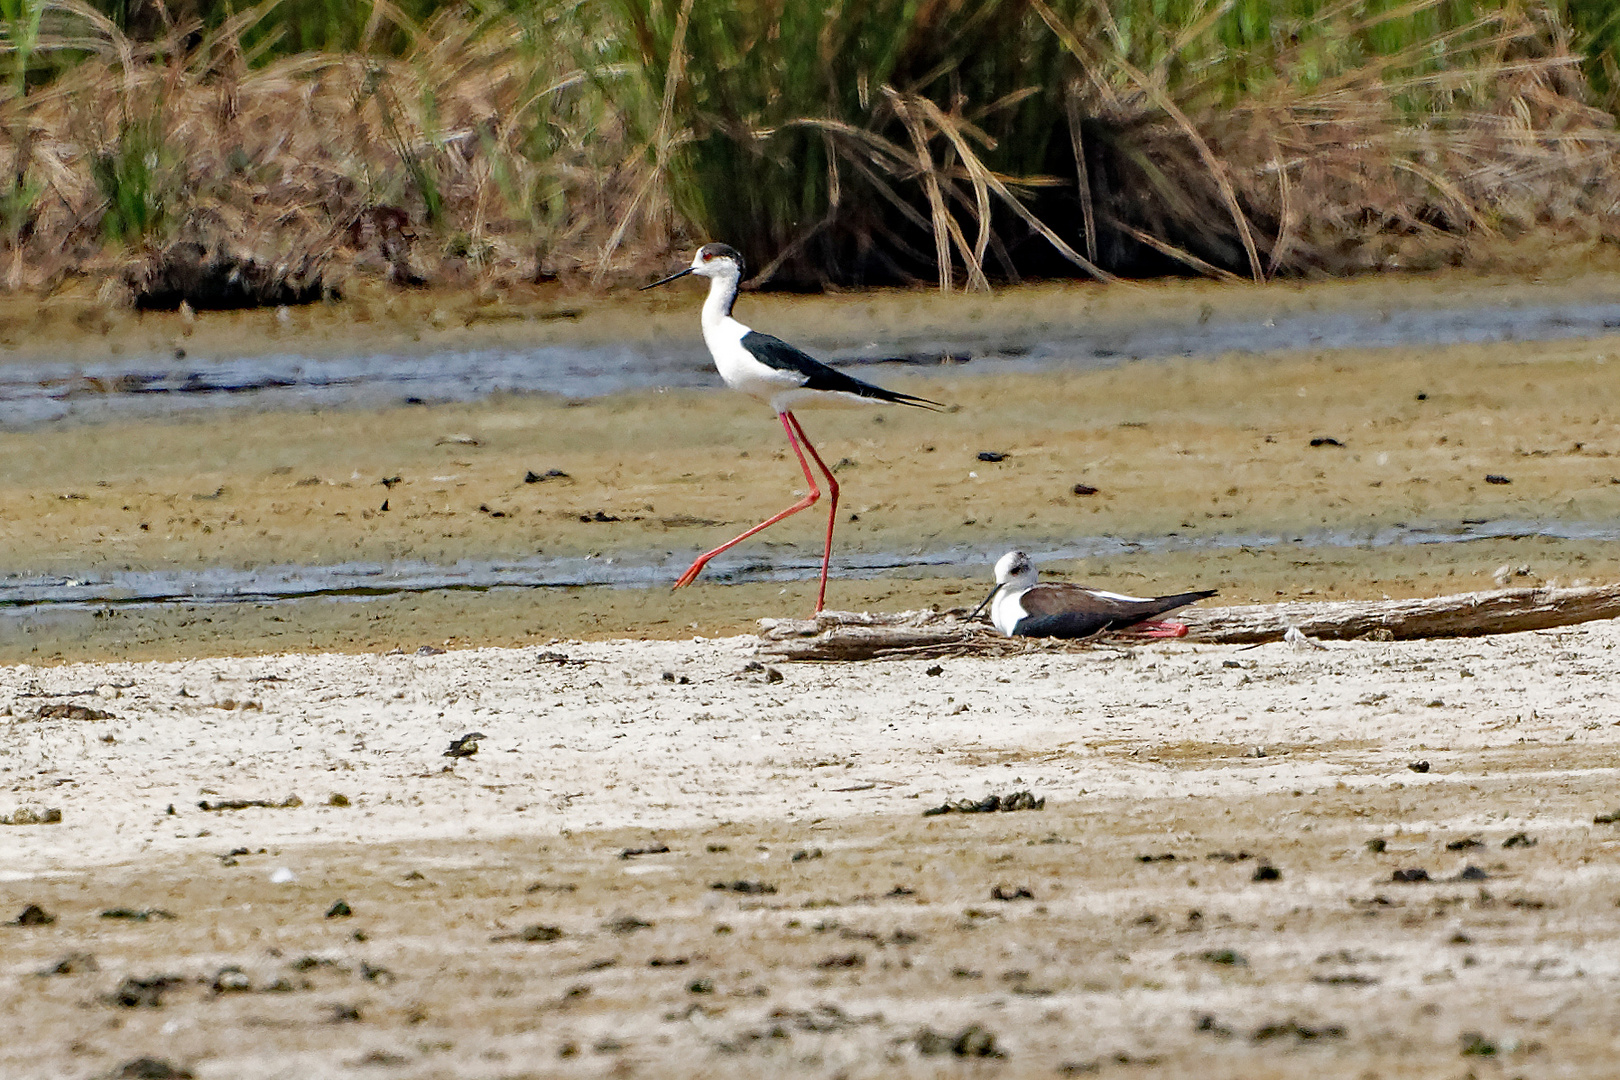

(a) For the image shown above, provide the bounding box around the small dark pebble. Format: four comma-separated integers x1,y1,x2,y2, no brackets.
40,951,98,975
976,451,1008,462
1206,850,1252,862
1408,760,1431,773
620,844,671,859
325,900,352,919
379,475,401,488
1195,1014,1235,1038
1452,865,1490,882
1484,474,1511,485
1138,853,1177,863
524,468,570,483
442,732,485,759
100,908,177,922
915,1024,1003,1058
711,880,777,895
197,796,302,811
790,848,823,862
990,885,1034,901
521,924,564,942
1251,1019,1346,1042
1594,809,1620,824
1071,483,1099,495
1309,437,1345,447
661,671,691,684
924,664,943,676
817,952,864,969
1502,832,1537,848
923,791,1044,816
110,975,184,1008
580,511,620,522
31,703,115,721
1252,864,1282,882
1201,949,1247,966
111,1059,193,1080
1365,838,1388,853
325,1003,362,1023
1392,868,1431,883
1415,391,1428,400
211,966,251,994
11,903,54,925
1459,1032,1497,1056
764,667,784,684
1313,973,1379,986
687,978,714,993
605,916,653,934
648,956,689,967
1445,837,1484,851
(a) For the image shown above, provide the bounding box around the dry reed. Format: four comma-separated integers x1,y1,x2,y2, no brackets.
0,0,1615,298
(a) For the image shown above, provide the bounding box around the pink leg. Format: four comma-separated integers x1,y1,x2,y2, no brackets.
1114,620,1190,639
673,411,821,593
784,411,840,615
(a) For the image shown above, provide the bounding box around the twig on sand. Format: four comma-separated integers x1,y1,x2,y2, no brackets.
758,584,1620,661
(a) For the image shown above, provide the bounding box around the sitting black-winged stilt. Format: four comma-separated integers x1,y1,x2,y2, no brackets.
641,243,942,614
971,550,1216,638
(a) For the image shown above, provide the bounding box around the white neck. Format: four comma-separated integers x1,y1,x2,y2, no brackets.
701,268,741,332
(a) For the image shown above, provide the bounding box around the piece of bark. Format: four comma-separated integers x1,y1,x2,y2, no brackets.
1179,584,1620,644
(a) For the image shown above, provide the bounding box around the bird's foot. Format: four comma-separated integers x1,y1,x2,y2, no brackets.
1120,620,1189,639
672,557,709,590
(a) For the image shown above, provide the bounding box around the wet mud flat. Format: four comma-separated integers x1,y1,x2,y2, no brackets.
8,315,1620,661
3,627,1620,1078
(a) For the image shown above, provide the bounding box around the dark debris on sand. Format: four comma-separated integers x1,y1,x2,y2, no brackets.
923,791,1044,816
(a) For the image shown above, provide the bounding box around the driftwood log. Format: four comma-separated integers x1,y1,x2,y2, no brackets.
759,584,1620,662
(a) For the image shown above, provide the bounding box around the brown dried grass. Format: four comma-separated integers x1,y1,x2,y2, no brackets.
0,1,1617,296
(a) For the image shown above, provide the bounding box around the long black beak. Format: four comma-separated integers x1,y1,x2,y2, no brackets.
968,582,1000,622
640,266,695,291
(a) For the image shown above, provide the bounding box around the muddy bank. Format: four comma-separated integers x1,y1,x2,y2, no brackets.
6,325,1620,660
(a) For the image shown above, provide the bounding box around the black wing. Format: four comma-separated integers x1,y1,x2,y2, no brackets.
740,332,942,410
1015,586,1217,638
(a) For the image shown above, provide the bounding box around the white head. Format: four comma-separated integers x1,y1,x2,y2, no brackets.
993,550,1037,587
641,242,746,291
689,242,745,280
970,550,1038,622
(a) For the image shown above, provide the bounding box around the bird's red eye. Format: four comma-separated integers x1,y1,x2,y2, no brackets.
702,251,713,260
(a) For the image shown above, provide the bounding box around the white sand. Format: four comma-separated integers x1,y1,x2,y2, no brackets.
5,622,1617,876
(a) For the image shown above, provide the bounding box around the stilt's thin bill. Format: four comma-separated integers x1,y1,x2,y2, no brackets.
968,583,1000,621
641,266,696,291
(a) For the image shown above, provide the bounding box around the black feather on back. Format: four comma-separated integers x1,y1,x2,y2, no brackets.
1013,587,1217,638
740,332,943,409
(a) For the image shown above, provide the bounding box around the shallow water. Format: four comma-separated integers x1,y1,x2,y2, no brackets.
7,517,1617,613
5,296,1620,427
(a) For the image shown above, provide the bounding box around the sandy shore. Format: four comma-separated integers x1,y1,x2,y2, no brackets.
3,623,1619,1077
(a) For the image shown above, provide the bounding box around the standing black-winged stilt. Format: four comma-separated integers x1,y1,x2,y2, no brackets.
970,550,1216,638
641,243,942,614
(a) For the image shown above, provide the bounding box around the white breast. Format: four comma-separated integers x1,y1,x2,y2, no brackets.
702,316,805,404
990,587,1029,637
